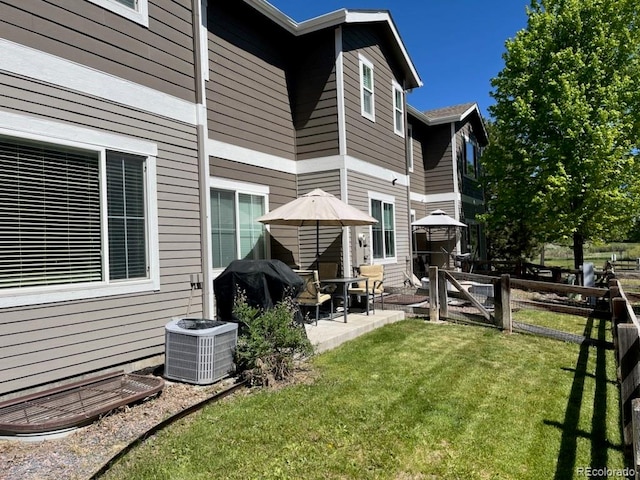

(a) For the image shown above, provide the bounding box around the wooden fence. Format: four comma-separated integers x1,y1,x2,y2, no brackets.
427,267,608,331
609,280,640,477
427,267,640,477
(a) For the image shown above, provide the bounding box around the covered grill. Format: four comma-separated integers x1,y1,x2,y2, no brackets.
213,259,304,325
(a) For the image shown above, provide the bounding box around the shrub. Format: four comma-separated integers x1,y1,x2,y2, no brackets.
233,292,313,386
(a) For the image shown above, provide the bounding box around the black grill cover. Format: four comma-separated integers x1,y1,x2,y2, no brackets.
214,259,304,323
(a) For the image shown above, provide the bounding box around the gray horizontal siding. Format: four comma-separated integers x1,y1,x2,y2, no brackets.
0,74,201,397
342,24,406,172
424,123,455,195
206,2,295,159
292,30,340,160
408,120,427,195
0,0,196,102
347,170,410,288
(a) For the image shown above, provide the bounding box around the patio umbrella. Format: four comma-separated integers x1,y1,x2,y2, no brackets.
256,188,377,268
411,209,467,267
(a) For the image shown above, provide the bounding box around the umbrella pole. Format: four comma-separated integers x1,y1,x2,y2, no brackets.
316,221,320,271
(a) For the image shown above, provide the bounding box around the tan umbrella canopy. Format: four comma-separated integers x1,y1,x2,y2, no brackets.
256,188,377,267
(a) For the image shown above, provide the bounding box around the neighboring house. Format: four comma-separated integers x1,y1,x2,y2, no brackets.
0,0,205,398
407,103,489,274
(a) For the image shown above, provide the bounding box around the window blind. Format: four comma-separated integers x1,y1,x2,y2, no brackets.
107,152,147,280
0,138,101,289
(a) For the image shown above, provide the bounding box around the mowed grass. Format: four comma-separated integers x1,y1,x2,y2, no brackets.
512,309,596,336
103,320,625,480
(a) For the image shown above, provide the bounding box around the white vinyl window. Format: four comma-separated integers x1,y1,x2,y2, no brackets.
86,0,149,27
370,193,396,261
359,54,375,121
407,124,414,172
392,80,405,137
210,180,268,270
0,133,158,307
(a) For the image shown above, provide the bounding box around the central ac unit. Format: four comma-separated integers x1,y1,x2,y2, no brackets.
164,318,238,385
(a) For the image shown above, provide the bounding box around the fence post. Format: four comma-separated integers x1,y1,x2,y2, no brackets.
438,269,448,319
429,266,439,322
617,323,640,445
632,398,640,477
494,274,512,333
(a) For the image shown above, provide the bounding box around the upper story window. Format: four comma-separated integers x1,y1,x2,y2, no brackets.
370,193,396,261
86,0,149,27
210,179,268,271
464,136,479,178
407,124,414,172
0,134,158,307
392,80,404,137
359,54,375,122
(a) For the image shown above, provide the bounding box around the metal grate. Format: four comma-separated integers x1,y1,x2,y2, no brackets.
0,371,164,435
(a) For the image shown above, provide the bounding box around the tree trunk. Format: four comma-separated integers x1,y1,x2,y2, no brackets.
573,232,584,270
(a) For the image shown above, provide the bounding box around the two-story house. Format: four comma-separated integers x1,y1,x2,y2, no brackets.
204,0,422,310
407,103,489,275
2,0,491,400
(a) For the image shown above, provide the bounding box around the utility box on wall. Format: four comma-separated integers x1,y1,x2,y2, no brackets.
355,227,370,267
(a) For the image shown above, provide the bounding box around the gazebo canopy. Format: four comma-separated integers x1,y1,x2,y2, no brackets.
411,209,466,228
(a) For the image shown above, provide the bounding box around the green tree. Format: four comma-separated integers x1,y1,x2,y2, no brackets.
487,0,640,269
481,121,545,262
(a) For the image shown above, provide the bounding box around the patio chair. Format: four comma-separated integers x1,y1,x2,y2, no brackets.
348,264,384,313
318,261,339,294
294,269,333,325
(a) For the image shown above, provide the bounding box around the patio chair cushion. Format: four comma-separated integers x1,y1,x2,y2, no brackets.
352,264,384,293
295,270,332,305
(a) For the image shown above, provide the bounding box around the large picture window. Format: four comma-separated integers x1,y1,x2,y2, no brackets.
211,185,267,270
0,137,149,291
370,197,396,260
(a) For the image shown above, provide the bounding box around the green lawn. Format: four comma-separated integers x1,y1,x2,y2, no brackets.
103,320,625,480
512,309,594,336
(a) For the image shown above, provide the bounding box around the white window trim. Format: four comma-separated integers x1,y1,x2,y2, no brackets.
463,134,478,179
392,80,405,138
209,177,270,277
86,0,149,28
407,124,414,172
0,121,159,309
368,191,397,264
359,54,375,122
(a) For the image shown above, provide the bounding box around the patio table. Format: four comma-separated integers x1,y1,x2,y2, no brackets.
321,276,369,323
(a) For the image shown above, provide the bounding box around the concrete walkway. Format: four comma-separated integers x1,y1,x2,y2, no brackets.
304,309,405,353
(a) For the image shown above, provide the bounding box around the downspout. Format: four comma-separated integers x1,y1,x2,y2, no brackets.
335,25,351,275
451,122,462,256
192,0,212,317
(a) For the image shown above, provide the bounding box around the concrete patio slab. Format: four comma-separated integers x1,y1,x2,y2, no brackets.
304,309,405,353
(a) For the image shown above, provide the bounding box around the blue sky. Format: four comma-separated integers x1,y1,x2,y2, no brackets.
268,0,530,119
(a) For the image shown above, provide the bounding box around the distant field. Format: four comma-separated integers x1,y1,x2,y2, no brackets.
539,243,640,269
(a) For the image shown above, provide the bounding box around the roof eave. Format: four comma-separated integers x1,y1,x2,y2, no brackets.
409,103,489,144
242,0,423,89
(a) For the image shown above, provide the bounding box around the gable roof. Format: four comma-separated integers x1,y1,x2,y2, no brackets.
243,0,422,89
407,102,489,145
